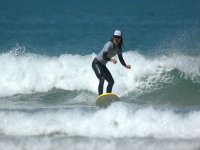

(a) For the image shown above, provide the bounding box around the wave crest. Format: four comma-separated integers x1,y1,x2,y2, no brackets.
0,50,199,97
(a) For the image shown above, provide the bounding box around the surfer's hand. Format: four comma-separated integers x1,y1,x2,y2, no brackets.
126,64,131,69
111,59,117,64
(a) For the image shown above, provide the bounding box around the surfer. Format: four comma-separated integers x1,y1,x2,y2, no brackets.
92,30,131,95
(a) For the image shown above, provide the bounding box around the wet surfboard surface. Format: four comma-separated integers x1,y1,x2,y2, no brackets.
96,93,120,108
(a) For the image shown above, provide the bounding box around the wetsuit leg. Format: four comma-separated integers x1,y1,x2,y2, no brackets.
102,67,114,93
92,59,105,95
92,58,114,95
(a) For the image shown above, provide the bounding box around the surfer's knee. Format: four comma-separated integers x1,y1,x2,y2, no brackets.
99,76,104,83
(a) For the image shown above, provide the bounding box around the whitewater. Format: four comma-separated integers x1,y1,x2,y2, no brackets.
0,49,200,150
0,49,199,98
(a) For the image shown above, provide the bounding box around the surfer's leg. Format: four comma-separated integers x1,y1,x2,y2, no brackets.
98,76,104,95
103,67,114,93
92,59,105,95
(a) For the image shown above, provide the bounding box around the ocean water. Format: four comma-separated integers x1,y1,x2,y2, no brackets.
0,0,200,150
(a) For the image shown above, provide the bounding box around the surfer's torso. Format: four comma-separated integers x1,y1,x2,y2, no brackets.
96,41,122,65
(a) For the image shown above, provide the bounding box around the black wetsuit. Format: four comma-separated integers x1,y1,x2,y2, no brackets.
92,41,126,95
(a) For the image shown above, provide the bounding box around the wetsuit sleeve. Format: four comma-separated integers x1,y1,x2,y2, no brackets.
118,54,127,67
103,51,111,61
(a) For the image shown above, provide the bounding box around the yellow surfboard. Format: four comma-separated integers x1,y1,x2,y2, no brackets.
96,93,120,108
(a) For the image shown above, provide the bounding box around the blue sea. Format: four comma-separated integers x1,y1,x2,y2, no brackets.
0,0,200,149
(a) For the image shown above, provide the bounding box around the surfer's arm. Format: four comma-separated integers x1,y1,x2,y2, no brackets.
118,54,126,67
103,51,111,61
104,52,117,64
118,54,131,69
102,42,113,61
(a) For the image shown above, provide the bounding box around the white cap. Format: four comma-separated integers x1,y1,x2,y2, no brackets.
113,30,122,36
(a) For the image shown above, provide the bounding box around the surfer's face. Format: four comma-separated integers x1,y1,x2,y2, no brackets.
113,36,121,45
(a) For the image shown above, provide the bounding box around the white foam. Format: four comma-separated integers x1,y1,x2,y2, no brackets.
0,49,199,97
0,105,200,139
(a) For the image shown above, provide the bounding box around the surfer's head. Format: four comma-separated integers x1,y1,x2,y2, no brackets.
113,30,123,47
113,30,122,37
